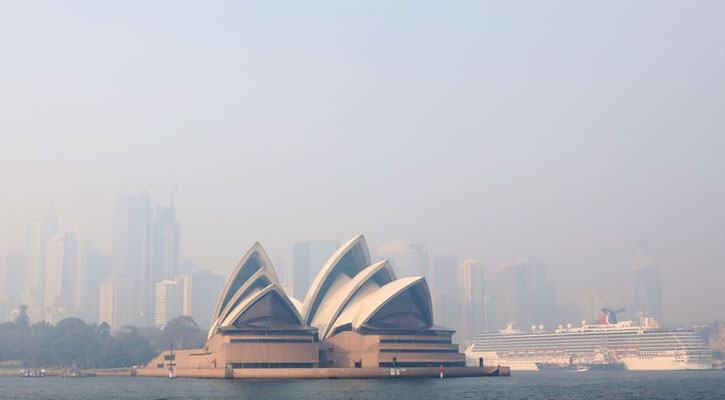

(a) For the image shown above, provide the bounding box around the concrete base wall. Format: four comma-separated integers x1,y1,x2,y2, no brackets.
136,366,509,379
322,331,465,368
142,330,491,379
145,332,320,370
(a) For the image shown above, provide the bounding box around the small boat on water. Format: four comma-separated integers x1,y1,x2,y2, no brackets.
19,369,46,377
60,367,96,378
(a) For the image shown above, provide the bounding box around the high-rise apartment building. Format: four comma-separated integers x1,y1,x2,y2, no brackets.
377,242,428,278
293,240,339,300
181,269,224,328
99,275,137,329
44,230,78,310
155,279,182,328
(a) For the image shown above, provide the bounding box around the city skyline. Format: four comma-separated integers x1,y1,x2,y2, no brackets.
0,196,693,333
0,198,716,330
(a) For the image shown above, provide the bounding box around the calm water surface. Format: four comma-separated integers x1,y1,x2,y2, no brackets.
0,371,723,400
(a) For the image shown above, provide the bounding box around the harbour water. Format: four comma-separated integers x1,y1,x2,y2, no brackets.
0,371,723,400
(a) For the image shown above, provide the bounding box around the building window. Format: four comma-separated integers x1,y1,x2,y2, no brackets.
379,361,465,368
230,338,313,343
379,349,459,354
228,363,316,369
380,339,451,344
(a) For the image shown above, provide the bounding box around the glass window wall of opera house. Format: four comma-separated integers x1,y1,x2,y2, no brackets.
144,234,466,371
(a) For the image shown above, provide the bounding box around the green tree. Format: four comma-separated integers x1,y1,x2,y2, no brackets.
0,316,158,368
14,305,29,327
153,316,205,352
112,326,156,367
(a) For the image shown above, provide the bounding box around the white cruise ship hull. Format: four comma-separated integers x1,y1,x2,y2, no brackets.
465,350,539,371
465,320,713,372
465,350,713,371
621,356,713,371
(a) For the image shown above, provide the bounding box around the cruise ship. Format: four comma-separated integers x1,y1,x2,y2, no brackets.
465,309,713,371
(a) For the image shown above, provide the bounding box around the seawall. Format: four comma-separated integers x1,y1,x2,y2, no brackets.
135,366,509,379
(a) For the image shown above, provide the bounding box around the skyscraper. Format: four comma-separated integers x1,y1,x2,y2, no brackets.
181,269,224,328
430,254,460,333
493,257,559,331
22,211,58,311
151,199,180,287
634,266,662,322
44,230,78,310
0,254,24,321
633,245,663,322
272,256,293,295
292,240,339,300
458,257,488,339
154,279,182,328
377,242,428,278
79,247,110,322
99,275,137,329
111,193,152,325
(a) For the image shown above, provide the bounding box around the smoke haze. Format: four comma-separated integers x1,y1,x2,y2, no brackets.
1,1,723,323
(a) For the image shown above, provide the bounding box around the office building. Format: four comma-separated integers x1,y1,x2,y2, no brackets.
151,200,180,286
155,279,183,328
458,257,488,339
44,230,78,310
99,275,137,329
77,247,109,322
23,211,58,311
431,254,461,333
181,269,224,328
493,257,559,330
272,256,293,295
377,242,428,278
111,193,153,325
292,240,339,300
633,244,663,321
0,254,24,320
634,266,662,322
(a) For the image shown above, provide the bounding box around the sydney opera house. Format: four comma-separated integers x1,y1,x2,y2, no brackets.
142,235,505,378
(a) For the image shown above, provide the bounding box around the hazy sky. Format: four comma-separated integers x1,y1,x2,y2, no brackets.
1,1,723,323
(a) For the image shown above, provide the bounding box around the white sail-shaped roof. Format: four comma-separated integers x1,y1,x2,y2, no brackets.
301,234,371,325
314,260,396,340
208,242,284,338
219,283,306,330
350,276,433,331
206,235,443,342
288,297,304,316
